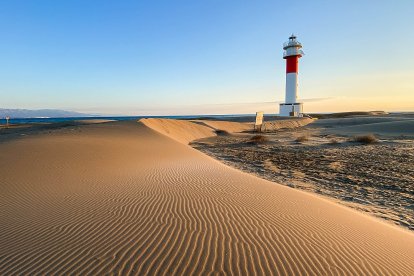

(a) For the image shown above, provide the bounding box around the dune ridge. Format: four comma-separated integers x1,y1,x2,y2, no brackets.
140,118,217,144
140,117,314,144
0,120,413,275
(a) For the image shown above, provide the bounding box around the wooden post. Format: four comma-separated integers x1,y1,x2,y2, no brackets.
255,111,264,132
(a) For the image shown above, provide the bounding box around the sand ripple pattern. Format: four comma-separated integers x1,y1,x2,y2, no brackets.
0,121,414,275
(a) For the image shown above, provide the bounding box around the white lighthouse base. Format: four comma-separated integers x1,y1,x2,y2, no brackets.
279,103,303,117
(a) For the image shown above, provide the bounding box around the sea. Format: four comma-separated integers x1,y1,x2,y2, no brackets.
3,115,256,125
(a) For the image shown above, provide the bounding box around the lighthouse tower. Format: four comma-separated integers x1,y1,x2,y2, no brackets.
279,34,304,117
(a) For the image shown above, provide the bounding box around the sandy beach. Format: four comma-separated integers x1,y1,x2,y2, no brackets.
1,118,414,275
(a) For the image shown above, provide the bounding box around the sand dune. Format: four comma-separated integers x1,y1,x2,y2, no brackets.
140,118,217,144
75,119,116,124
141,118,314,144
1,120,414,275
140,118,253,144
193,120,254,133
262,117,314,131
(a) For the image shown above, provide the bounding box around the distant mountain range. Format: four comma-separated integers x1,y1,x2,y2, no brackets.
0,108,93,118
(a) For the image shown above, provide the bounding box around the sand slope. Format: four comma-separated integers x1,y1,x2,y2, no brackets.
140,118,217,144
1,121,414,275
141,118,314,145
193,120,254,133
140,118,257,145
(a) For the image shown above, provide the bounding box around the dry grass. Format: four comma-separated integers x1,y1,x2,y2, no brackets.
295,135,309,143
352,134,378,144
329,138,340,145
249,135,268,144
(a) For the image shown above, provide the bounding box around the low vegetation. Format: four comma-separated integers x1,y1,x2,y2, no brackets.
249,135,268,144
329,138,340,145
352,134,378,144
295,135,309,143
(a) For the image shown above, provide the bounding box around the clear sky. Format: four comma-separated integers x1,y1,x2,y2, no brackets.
0,0,413,115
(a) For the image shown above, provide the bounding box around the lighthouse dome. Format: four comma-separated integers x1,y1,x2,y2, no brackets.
283,34,304,58
283,34,302,50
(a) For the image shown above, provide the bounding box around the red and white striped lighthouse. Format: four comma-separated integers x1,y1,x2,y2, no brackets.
279,34,304,117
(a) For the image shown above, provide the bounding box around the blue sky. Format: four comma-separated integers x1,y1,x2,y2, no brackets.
0,0,413,115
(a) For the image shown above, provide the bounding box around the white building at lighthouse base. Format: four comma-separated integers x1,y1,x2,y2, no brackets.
279,102,303,117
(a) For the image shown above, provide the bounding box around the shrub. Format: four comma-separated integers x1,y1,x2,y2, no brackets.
295,135,309,143
329,138,340,145
249,135,268,144
353,134,378,144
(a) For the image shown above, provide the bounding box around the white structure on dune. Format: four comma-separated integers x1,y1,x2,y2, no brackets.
279,34,304,117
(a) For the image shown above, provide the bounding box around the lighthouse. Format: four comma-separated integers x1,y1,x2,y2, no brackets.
279,34,304,117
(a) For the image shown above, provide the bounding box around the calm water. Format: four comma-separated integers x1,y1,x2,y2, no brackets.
3,115,255,125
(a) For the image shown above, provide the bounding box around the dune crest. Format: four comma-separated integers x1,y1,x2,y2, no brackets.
140,118,217,144
140,117,314,144
0,121,413,275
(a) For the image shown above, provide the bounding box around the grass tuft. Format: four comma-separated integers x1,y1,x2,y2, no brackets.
295,135,309,143
352,134,378,144
329,138,340,145
249,135,268,144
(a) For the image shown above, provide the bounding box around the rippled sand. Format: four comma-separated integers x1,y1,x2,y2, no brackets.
0,119,413,275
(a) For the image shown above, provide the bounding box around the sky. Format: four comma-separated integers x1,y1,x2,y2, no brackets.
0,0,413,115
